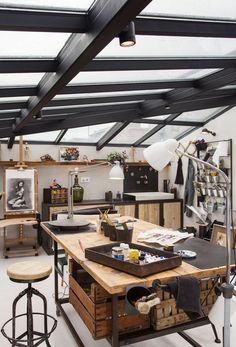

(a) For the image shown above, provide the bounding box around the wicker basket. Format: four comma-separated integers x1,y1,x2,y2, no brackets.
151,277,220,331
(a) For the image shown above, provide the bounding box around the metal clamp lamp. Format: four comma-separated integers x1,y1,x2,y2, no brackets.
143,139,234,347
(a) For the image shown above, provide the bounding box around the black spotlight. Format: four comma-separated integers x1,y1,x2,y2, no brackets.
119,21,136,47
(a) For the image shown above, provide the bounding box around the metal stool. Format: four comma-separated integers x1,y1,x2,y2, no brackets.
1,261,57,346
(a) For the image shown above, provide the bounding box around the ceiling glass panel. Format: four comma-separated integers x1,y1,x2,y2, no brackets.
70,69,216,84
176,108,222,122
143,125,193,145
0,1,94,11
110,123,156,144
0,73,44,86
0,32,70,57
142,0,236,20
0,96,28,102
146,115,170,120
53,90,169,99
21,130,60,142
99,36,236,57
62,123,116,143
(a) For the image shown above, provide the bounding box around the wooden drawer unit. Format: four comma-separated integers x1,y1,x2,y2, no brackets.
69,268,149,339
114,204,136,218
138,203,160,225
162,201,182,229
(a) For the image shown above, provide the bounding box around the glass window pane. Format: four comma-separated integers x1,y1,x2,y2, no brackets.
110,123,156,144
142,0,236,20
0,1,93,11
22,130,60,142
0,32,70,57
99,36,236,58
143,125,193,145
0,73,44,86
0,96,28,102
146,115,170,120
62,123,116,143
70,69,216,84
176,108,222,122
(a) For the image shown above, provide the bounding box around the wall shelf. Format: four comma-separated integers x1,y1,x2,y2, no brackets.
0,161,149,167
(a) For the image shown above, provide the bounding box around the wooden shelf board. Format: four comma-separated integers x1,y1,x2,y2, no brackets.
0,160,150,167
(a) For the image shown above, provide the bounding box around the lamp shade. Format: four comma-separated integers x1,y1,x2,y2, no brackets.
143,139,178,171
109,161,124,180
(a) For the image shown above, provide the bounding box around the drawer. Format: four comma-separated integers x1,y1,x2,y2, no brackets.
69,274,150,339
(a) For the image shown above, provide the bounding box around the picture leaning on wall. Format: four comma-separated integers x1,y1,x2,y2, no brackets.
4,168,36,213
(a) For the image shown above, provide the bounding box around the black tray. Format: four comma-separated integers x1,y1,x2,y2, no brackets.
85,243,182,278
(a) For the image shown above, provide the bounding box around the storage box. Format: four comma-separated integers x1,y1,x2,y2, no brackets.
85,242,182,277
69,265,150,339
151,277,220,330
43,188,68,204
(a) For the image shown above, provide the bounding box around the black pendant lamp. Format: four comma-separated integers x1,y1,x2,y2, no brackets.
119,21,136,47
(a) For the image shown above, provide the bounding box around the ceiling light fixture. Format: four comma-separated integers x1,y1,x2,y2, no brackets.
202,128,216,136
33,111,42,120
109,161,124,180
119,21,136,47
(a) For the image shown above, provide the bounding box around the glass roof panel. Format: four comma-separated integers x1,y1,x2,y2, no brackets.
0,1,94,11
0,73,44,86
176,108,222,122
99,36,236,57
146,115,170,120
0,96,28,102
110,123,156,144
22,130,60,142
142,0,236,20
0,32,70,57
62,123,116,143
143,125,193,145
70,69,217,84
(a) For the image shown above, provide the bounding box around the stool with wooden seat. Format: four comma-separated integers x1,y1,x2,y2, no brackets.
1,261,57,346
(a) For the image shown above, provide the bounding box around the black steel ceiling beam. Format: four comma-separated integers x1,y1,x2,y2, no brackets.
96,121,130,150
1,7,236,39
133,113,181,146
135,15,236,38
0,7,88,32
0,101,27,110
13,0,152,132
133,119,204,127
84,57,236,71
7,136,15,148
54,129,68,144
0,80,194,98
0,58,57,73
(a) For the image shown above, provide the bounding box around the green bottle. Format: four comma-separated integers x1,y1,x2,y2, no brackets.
73,174,84,202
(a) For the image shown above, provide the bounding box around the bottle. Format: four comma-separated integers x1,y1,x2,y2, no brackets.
73,174,84,202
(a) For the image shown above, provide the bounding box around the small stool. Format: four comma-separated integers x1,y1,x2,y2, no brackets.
1,261,57,346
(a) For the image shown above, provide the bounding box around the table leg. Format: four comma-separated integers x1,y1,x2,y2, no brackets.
111,294,119,347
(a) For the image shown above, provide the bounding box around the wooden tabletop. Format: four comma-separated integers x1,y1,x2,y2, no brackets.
41,218,227,294
0,218,38,228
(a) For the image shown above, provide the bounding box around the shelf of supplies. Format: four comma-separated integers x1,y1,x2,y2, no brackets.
0,161,149,167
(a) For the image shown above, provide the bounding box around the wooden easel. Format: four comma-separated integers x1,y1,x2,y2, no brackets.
1,136,40,258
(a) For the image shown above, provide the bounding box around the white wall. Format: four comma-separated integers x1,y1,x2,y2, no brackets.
168,107,236,227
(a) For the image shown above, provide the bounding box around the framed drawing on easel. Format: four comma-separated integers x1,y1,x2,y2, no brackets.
4,168,38,214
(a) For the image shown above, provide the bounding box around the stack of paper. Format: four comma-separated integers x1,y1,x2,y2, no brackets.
137,228,193,246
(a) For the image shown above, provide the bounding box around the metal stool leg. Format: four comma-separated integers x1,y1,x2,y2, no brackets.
27,284,34,347
12,288,28,347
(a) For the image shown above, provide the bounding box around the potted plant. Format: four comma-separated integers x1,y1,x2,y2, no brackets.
106,151,128,165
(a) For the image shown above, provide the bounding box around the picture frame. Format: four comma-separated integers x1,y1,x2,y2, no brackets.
210,224,236,248
4,168,38,213
59,146,80,162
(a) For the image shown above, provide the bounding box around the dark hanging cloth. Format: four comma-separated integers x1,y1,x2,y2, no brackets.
165,276,203,320
184,158,195,217
174,157,184,185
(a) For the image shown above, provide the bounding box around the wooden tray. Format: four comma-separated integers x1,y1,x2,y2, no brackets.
85,243,182,278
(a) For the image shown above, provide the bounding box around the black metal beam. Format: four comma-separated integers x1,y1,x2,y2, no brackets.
7,136,15,148
84,57,236,71
135,15,236,38
96,121,130,150
0,7,88,32
133,113,181,146
0,58,57,73
1,7,236,39
13,0,152,132
0,80,193,98
54,129,68,144
133,119,205,127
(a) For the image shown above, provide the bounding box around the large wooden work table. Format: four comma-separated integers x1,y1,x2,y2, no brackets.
41,218,227,347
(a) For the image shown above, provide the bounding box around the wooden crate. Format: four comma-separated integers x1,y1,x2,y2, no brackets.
69,274,149,339
151,277,220,331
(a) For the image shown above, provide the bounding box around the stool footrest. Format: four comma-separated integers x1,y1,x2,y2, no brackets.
1,312,57,347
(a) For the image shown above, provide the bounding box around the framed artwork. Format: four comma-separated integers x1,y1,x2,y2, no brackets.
59,146,80,161
210,224,236,248
4,168,37,213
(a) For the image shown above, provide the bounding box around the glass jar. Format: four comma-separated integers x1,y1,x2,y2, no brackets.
73,174,84,202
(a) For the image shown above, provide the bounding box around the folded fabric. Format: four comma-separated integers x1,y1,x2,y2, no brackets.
165,276,203,320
